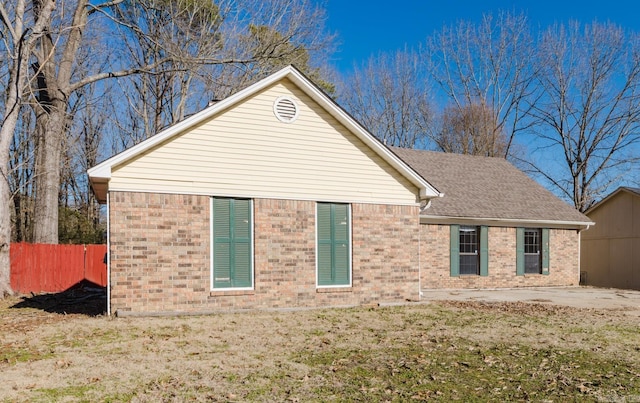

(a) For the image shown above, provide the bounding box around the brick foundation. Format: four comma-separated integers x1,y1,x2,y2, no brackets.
420,224,580,289
109,192,420,315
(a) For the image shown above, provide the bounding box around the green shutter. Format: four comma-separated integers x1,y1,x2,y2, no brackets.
317,203,333,286
317,203,350,286
332,204,350,285
450,225,460,277
212,198,252,288
213,198,232,288
516,227,525,276
317,242,333,285
232,199,252,287
480,226,489,277
542,228,550,275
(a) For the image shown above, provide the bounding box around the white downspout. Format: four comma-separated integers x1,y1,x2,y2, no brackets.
106,192,111,316
577,227,584,285
418,198,435,300
418,220,422,300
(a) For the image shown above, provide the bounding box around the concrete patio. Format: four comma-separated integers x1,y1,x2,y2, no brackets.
421,286,640,310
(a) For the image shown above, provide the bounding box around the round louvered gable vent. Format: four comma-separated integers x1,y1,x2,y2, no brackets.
273,96,299,123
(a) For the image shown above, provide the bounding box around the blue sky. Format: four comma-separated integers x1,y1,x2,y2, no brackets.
319,1,640,201
322,0,640,73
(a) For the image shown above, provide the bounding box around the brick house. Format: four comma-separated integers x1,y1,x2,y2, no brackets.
88,66,593,316
392,148,593,290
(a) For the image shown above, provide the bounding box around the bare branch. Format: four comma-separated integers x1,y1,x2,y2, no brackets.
0,3,17,43
338,49,433,148
87,0,124,15
530,21,640,210
423,11,537,158
68,57,261,92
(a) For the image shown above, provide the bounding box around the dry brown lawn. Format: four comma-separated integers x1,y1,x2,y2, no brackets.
1,292,640,402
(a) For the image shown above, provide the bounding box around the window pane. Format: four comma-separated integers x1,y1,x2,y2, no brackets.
460,255,479,275
525,255,540,274
459,226,478,254
524,229,540,254
524,228,541,274
459,226,479,275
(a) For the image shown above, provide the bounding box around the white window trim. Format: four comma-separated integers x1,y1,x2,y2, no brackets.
315,202,353,288
209,197,255,292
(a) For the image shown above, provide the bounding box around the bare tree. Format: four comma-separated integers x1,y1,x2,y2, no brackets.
9,105,36,243
0,0,334,295
58,80,107,244
109,0,335,150
106,0,225,145
208,0,335,96
435,102,508,156
423,11,537,157
26,0,333,243
0,0,56,295
27,0,143,244
241,23,335,94
338,49,433,148
526,22,640,211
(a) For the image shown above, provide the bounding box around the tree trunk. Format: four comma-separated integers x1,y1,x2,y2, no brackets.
0,135,14,296
0,67,22,296
0,30,27,297
30,0,88,244
32,103,66,244
0,0,60,295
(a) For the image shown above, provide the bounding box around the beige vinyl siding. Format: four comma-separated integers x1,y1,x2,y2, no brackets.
109,79,419,205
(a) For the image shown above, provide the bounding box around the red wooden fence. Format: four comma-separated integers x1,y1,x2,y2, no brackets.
10,243,107,294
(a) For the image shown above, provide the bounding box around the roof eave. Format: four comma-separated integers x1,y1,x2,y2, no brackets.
420,214,595,230
89,177,109,204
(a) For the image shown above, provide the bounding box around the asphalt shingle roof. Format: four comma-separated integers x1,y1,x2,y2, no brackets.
391,147,592,224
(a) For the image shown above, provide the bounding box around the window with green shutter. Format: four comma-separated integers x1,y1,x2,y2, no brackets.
317,203,351,287
451,224,488,276
211,197,252,289
516,228,548,275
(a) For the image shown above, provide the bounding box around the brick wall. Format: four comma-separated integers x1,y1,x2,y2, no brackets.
109,192,420,315
420,224,579,289
109,192,210,314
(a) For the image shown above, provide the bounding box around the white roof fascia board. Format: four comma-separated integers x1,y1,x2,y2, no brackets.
88,65,441,201
420,215,594,230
